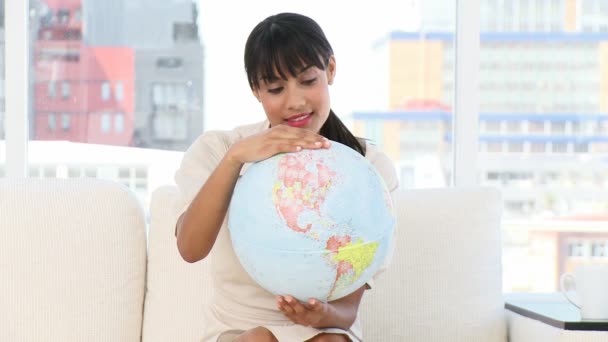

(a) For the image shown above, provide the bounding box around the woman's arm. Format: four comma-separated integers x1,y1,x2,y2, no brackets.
175,153,243,262
277,285,366,330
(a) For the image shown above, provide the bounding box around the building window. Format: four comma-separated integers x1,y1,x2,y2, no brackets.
506,121,520,133
115,113,124,133
61,81,70,99
48,81,56,98
101,82,111,101
152,84,164,106
57,9,70,24
156,57,183,69
115,82,124,102
530,142,546,153
151,83,189,109
575,143,589,153
68,167,81,178
61,113,71,131
101,112,111,133
550,121,566,134
552,142,568,153
73,9,82,22
487,142,503,153
43,166,56,178
567,241,586,258
528,121,545,133
483,121,502,133
507,142,524,153
48,113,56,131
153,112,188,140
591,242,607,257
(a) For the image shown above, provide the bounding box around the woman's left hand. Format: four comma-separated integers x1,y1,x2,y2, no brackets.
276,295,329,327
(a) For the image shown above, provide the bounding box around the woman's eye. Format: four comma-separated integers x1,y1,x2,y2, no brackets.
302,78,317,85
267,87,283,94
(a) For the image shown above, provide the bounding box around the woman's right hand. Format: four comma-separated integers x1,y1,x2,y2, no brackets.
226,124,331,165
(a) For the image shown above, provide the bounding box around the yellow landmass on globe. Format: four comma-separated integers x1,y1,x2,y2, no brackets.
333,239,379,279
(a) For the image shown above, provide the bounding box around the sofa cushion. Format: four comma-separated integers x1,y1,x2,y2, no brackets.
0,179,146,342
142,185,213,342
360,187,506,341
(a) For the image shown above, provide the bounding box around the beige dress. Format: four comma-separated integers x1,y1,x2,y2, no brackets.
175,120,399,342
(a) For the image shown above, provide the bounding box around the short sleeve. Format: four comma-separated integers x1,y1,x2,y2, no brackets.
174,131,230,217
364,145,399,290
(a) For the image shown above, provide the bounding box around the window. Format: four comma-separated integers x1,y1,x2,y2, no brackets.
115,82,124,102
575,143,589,153
156,57,183,69
528,121,545,133
48,81,56,98
101,113,111,133
530,142,546,153
61,81,70,99
101,82,111,101
48,113,56,131
73,9,82,22
551,142,568,153
57,9,70,24
508,142,524,153
61,113,70,131
115,113,124,133
19,0,576,293
550,122,566,134
568,241,586,258
479,0,608,294
591,242,607,257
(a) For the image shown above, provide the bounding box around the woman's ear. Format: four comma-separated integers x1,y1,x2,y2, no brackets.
326,56,336,85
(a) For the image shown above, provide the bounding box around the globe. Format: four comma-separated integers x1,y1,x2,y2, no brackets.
228,141,395,302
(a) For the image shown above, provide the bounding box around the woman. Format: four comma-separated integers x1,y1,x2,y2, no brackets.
175,12,398,342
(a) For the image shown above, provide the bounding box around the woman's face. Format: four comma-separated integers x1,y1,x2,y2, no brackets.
253,56,336,133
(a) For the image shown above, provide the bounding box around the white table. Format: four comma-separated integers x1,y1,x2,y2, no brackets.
505,293,608,342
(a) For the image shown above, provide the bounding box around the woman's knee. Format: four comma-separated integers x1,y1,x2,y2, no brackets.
306,333,351,342
233,326,278,342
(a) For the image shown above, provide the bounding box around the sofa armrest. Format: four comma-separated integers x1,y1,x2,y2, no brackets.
0,179,146,342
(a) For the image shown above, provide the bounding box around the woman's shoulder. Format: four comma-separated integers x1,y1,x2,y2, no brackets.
361,139,399,191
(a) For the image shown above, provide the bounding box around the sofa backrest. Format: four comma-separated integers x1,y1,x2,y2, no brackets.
0,179,147,342
360,187,506,342
144,186,506,342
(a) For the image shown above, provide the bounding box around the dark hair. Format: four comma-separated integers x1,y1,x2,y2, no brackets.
244,12,365,156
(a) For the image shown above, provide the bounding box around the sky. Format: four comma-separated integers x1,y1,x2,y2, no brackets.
197,0,421,130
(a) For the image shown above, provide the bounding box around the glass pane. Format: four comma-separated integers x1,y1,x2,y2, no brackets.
0,5,4,177
25,1,456,207
349,0,456,189
28,0,202,207
479,0,608,292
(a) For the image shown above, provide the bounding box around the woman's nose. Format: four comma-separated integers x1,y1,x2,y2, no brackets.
286,87,306,111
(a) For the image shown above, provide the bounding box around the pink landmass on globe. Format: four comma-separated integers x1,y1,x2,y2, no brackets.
273,153,336,233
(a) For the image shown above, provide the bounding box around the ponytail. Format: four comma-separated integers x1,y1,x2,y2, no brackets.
319,110,366,156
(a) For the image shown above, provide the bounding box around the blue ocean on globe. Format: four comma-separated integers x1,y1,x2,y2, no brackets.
228,141,395,302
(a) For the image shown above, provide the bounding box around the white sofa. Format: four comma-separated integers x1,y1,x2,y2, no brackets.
2,178,509,341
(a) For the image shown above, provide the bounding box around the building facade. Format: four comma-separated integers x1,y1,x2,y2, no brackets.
30,0,203,149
